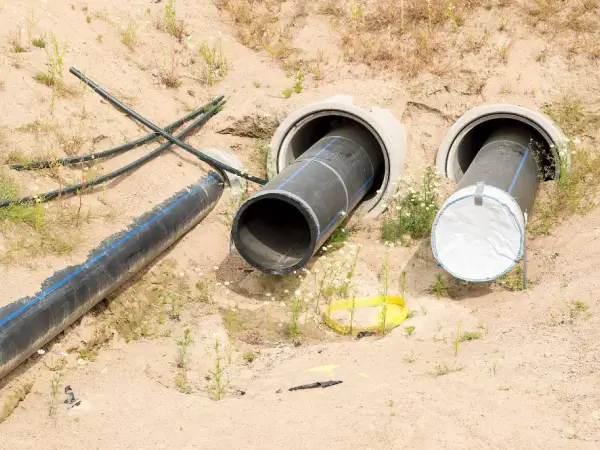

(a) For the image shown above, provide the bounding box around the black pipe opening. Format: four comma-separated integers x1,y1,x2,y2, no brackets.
453,117,556,182
234,195,315,272
234,122,383,274
280,113,386,202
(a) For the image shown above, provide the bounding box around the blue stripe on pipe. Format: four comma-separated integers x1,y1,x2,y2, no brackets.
0,173,218,329
276,137,339,190
508,150,529,195
317,174,374,239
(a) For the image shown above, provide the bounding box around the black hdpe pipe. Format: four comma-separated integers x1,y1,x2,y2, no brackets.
69,67,268,186
9,96,224,171
457,123,539,215
232,124,383,275
0,100,224,207
0,171,224,380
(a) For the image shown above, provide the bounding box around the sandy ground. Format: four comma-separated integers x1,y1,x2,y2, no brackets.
1,0,600,448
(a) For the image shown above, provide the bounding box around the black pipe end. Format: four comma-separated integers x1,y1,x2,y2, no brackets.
231,191,318,275
454,117,557,182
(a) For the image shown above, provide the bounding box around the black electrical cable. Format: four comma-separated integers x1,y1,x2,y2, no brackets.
0,101,225,207
69,67,268,186
9,96,225,171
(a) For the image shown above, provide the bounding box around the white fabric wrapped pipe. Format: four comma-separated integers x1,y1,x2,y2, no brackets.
431,183,525,282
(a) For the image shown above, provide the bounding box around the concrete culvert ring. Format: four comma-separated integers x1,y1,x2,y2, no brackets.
268,96,407,219
435,104,569,183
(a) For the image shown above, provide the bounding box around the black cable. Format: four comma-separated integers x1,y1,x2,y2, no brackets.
0,101,225,207
9,96,224,171
69,67,268,186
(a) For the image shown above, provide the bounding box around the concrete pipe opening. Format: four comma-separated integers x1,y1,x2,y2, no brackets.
433,104,568,282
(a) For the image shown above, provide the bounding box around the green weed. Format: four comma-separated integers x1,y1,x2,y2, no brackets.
120,22,138,50
381,166,441,245
460,331,482,341
198,39,229,85
174,328,194,394
207,336,229,401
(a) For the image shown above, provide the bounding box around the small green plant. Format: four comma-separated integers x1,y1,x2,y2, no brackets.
460,331,483,342
381,167,441,245
164,0,188,42
453,321,461,356
293,71,304,93
495,262,525,291
86,15,92,24
243,351,256,363
47,357,68,418
120,22,138,50
198,39,229,85
570,299,590,319
403,352,417,363
195,278,212,303
33,31,72,97
9,28,27,53
378,247,391,335
282,87,293,99
431,364,464,377
174,328,194,394
208,336,229,401
404,326,416,336
96,34,104,43
406,309,417,319
32,35,46,49
286,295,304,337
429,274,447,299
399,270,407,299
157,48,182,88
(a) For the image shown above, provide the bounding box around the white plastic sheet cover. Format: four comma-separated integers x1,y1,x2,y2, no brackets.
431,184,524,282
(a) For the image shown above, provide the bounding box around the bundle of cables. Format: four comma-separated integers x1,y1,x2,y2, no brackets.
0,67,268,208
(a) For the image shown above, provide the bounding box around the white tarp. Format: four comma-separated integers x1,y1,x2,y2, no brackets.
431,183,525,282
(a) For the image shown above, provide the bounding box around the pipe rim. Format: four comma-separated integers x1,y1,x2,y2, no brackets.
436,104,568,182
273,108,391,216
232,190,319,275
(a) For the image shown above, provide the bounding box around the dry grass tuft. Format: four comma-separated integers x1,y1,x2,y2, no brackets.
529,97,600,235
317,0,487,75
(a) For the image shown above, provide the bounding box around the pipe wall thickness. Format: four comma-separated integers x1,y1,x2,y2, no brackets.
232,124,382,274
0,172,224,380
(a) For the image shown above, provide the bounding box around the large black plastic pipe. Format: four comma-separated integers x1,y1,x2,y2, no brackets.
0,171,224,380
457,123,539,216
232,124,383,274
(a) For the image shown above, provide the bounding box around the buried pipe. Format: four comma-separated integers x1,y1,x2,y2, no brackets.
0,171,224,380
432,104,567,282
232,97,407,275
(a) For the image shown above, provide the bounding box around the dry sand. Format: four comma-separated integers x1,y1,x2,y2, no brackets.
1,0,600,448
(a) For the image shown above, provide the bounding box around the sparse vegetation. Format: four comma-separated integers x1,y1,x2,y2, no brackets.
431,364,464,377
198,38,229,85
32,35,46,49
120,22,138,50
529,98,600,235
207,336,229,401
460,331,483,342
161,0,189,43
404,325,416,336
174,328,194,394
243,351,256,363
381,167,441,245
157,48,182,88
47,357,68,418
429,274,448,299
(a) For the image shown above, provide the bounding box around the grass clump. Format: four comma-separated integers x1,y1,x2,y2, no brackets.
157,48,182,88
318,0,481,76
243,351,256,363
460,331,483,341
431,364,464,377
32,35,46,49
120,22,138,50
198,38,229,85
33,31,73,96
163,0,188,43
529,98,600,235
381,166,441,246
